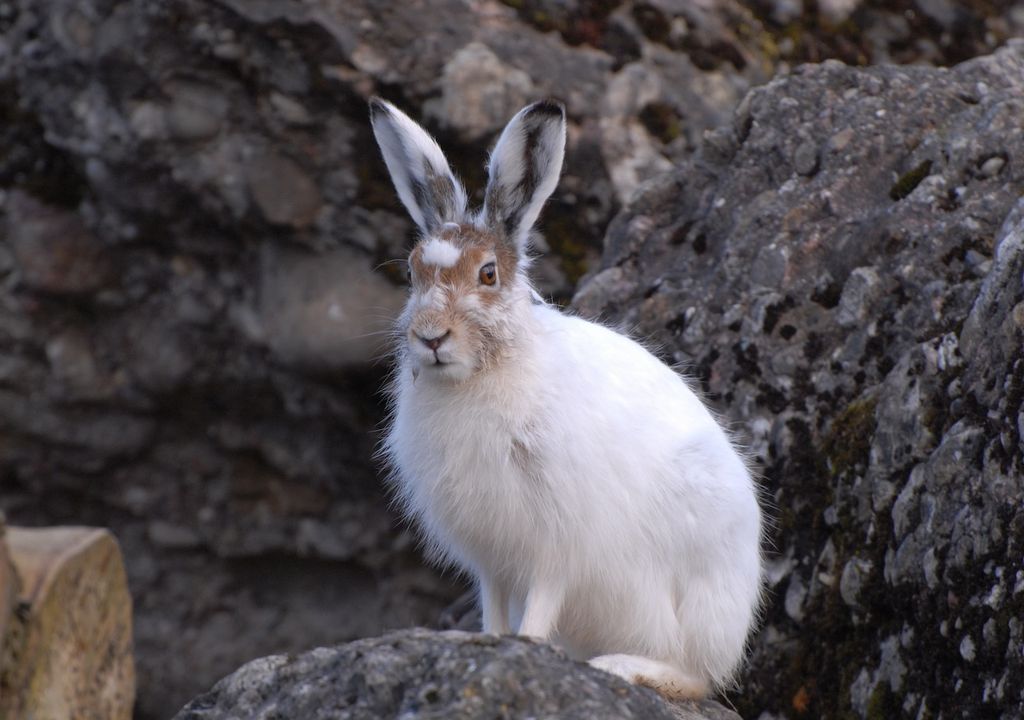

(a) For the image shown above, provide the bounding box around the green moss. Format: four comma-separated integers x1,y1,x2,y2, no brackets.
631,3,670,44
823,396,878,478
866,682,900,720
354,157,401,211
639,102,682,143
889,160,933,201
542,209,592,297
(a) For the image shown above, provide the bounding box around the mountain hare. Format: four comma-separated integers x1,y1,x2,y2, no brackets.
372,98,763,699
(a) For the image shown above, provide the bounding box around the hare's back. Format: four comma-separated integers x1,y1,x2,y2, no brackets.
533,305,715,429
531,304,760,572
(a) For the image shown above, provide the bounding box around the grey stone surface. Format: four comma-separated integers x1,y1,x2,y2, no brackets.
574,41,1024,720
172,629,740,720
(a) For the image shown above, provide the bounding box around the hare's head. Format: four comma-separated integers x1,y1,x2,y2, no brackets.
370,98,566,382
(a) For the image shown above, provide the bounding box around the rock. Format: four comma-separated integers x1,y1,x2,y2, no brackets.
0,527,134,720
245,150,322,228
246,243,406,370
44,328,107,399
792,139,820,176
148,521,203,551
172,628,739,720
425,42,536,141
818,0,862,24
5,190,111,294
165,80,229,141
573,41,1024,719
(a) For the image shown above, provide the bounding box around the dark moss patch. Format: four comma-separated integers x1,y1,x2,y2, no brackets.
731,341,760,380
631,3,670,44
668,220,695,245
757,382,789,413
744,0,1012,69
822,396,877,478
811,279,843,309
803,331,825,361
764,295,796,333
694,348,720,396
639,101,682,144
539,195,600,300
866,667,899,718
889,160,933,201
665,312,688,336
692,233,708,255
499,0,624,53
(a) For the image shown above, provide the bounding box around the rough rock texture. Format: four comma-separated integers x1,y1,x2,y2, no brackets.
172,628,740,720
0,526,134,720
574,41,1024,720
504,0,1024,71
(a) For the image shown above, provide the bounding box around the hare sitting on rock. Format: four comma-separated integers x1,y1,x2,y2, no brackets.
372,97,764,700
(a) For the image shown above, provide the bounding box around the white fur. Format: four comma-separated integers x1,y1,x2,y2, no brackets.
420,238,462,268
376,100,764,698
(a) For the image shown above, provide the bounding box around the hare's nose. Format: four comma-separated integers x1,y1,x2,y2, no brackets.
417,330,450,351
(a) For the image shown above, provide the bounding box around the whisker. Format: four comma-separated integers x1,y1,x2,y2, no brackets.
373,258,408,272
341,329,397,341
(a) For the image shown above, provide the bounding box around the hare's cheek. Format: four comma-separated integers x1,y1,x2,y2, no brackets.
457,292,506,327
454,292,483,317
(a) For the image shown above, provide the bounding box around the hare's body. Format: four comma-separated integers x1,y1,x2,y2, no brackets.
372,97,763,697
388,304,761,686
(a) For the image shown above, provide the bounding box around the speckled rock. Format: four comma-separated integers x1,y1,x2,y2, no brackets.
173,629,741,720
574,41,1024,719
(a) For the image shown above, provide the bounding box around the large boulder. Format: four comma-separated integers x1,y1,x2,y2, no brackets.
172,628,740,720
574,41,1024,719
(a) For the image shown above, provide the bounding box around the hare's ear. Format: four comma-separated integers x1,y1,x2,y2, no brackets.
482,100,566,257
369,98,468,235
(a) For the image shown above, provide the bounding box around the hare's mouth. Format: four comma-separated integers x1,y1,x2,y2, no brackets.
412,353,472,382
412,353,451,371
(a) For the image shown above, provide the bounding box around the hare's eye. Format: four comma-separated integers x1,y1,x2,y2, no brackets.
478,262,497,286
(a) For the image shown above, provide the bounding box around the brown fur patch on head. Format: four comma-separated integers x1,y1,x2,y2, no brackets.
402,223,525,377
409,224,518,297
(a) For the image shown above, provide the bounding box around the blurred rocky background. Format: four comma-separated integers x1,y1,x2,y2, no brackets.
0,0,1021,718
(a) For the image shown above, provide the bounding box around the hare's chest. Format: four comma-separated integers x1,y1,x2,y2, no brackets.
398,400,548,567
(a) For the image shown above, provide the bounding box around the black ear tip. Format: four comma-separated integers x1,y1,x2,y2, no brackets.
369,97,390,118
527,99,566,119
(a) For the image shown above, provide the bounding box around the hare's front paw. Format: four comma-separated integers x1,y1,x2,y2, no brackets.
589,653,642,682
589,654,708,700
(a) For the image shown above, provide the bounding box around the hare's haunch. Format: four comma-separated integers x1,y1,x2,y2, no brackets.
372,98,764,697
